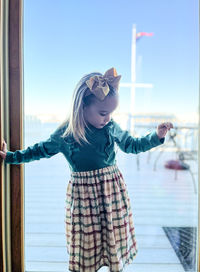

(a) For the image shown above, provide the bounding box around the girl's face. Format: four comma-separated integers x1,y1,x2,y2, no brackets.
83,94,119,129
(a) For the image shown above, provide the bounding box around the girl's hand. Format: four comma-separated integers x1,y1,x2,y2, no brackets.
156,122,173,139
0,140,7,160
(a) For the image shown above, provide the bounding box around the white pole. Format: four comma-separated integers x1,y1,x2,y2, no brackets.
119,24,154,133
131,24,136,134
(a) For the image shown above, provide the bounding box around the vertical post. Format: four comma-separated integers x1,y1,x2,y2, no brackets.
130,24,136,135
0,1,3,270
9,0,25,271
1,0,12,271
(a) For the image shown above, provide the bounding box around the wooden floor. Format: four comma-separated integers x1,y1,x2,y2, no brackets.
24,148,198,272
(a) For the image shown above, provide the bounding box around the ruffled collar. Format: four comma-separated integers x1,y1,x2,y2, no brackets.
63,119,114,145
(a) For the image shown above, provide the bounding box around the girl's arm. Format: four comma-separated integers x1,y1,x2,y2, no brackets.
112,120,165,154
1,126,63,164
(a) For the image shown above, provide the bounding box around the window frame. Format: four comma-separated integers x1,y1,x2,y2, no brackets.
0,0,24,271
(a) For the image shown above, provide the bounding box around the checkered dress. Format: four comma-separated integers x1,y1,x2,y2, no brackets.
65,164,138,272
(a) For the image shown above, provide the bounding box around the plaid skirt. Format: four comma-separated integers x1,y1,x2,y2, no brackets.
65,164,138,272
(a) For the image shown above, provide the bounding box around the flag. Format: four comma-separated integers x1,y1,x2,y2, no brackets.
136,32,154,41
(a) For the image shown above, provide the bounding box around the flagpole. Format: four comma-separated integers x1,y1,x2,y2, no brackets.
131,24,136,134
119,25,154,134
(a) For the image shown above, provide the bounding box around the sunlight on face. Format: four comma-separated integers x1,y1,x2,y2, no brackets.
83,95,119,129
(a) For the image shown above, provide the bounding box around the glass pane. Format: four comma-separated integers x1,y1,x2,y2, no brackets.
24,1,199,271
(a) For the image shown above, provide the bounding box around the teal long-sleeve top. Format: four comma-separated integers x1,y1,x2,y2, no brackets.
4,119,165,172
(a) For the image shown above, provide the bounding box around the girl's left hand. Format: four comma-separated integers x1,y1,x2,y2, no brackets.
156,122,174,139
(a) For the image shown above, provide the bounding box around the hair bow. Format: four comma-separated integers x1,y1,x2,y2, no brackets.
85,67,122,101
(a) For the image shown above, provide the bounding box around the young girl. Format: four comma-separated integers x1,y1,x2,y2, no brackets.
0,67,173,272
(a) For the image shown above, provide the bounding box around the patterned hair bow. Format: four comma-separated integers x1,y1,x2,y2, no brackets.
85,67,122,101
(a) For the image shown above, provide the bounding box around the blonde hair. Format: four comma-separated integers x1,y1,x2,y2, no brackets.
59,71,117,146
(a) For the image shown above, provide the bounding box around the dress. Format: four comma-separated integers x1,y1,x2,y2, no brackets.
66,164,137,272
4,118,165,271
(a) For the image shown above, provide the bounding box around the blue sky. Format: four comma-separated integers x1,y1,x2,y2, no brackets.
24,0,199,122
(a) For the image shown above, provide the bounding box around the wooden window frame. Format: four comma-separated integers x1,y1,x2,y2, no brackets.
0,0,24,271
